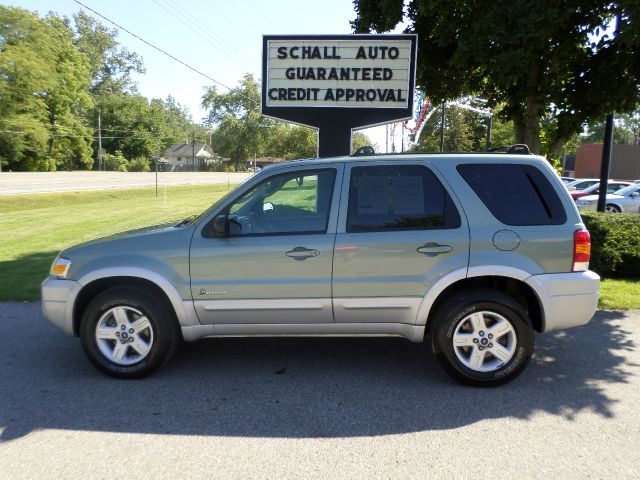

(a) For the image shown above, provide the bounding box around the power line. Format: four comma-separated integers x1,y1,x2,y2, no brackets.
72,0,232,91
154,0,253,70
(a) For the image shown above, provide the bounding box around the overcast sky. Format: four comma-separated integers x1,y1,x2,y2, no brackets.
6,0,409,150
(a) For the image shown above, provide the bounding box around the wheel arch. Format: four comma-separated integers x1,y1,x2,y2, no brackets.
418,267,545,335
72,268,195,336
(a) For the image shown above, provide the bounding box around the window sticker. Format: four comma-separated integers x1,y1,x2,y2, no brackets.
357,176,388,214
392,176,424,215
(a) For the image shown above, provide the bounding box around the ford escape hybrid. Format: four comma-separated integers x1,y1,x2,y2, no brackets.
42,153,600,385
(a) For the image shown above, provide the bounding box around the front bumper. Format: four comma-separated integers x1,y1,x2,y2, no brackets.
41,277,82,336
526,270,600,333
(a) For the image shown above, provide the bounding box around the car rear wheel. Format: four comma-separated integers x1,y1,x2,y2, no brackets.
605,204,621,213
431,289,535,386
79,288,179,378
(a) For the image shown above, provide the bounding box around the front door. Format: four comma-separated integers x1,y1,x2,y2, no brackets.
190,166,342,324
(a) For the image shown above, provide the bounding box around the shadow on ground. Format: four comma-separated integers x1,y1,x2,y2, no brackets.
0,251,57,301
0,304,636,441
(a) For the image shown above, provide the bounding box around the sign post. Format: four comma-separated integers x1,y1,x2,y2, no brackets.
262,34,417,157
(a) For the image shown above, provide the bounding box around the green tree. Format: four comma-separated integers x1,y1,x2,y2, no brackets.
267,124,318,160
352,0,640,156
202,74,275,168
0,7,93,171
352,131,376,152
72,10,144,96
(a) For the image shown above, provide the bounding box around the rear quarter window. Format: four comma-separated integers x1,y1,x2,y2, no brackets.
457,163,567,226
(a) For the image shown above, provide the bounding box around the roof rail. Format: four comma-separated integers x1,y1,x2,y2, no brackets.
349,144,532,157
487,144,531,154
353,145,376,156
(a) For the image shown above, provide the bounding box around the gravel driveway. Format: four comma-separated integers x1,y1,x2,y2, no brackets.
0,303,638,479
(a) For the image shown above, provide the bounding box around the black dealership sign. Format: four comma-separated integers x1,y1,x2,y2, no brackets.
262,34,417,157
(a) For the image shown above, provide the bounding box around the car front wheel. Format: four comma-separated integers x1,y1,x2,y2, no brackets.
79,288,179,378
431,289,535,386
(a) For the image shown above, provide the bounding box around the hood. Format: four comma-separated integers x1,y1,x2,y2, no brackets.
61,221,190,256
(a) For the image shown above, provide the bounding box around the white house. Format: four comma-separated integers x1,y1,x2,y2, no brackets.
162,143,214,171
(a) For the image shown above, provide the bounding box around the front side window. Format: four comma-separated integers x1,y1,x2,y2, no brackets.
346,165,461,233
223,169,336,236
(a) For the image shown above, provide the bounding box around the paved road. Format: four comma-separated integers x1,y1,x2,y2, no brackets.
0,172,252,195
1,304,639,479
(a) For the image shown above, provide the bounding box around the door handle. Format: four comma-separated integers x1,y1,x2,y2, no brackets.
285,247,320,260
417,243,453,254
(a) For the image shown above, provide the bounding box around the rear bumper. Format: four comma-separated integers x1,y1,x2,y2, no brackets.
41,277,82,336
526,270,600,333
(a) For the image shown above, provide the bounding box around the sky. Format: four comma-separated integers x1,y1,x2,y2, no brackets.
5,0,408,151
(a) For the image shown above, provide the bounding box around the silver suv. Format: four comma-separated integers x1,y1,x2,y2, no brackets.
42,154,600,386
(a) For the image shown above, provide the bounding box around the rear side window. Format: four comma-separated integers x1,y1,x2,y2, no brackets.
457,164,567,226
347,165,461,232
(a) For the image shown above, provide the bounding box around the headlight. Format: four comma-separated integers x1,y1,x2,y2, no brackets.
50,257,72,279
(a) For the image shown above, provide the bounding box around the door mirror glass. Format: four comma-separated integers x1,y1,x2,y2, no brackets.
212,214,227,237
263,202,274,212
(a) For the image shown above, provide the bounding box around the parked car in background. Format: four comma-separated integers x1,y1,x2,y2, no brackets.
560,177,575,185
576,183,640,213
570,181,633,201
565,178,600,191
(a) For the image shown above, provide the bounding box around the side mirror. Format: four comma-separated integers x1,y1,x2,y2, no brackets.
263,202,274,212
212,214,227,237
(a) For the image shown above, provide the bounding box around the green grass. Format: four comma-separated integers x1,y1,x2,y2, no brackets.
599,278,640,310
1,184,639,310
0,184,236,300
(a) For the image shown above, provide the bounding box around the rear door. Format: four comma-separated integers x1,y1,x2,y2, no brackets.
332,161,469,324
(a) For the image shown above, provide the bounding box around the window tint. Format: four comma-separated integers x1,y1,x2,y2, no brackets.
346,165,461,233
457,164,567,226
224,169,335,236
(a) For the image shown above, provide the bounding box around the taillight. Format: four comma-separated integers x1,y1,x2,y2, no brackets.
573,229,591,272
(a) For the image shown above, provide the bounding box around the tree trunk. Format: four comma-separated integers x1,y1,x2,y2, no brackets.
523,61,543,154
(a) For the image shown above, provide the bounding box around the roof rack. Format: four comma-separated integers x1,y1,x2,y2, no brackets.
351,144,532,157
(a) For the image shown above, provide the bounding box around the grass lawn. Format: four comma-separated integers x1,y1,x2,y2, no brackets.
599,278,640,310
1,184,639,310
0,184,236,300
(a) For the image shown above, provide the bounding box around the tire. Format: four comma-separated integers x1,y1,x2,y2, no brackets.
605,204,621,213
431,288,535,387
79,288,180,379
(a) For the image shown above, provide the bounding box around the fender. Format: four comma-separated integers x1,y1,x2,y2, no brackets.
76,267,200,327
415,265,546,327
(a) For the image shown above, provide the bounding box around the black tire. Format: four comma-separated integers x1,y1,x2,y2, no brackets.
605,204,621,213
430,288,535,387
79,288,180,379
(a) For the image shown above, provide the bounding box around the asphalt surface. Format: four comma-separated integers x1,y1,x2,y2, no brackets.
0,303,639,479
0,172,252,195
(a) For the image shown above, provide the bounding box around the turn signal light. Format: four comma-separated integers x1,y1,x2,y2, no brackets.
50,258,72,278
572,229,591,272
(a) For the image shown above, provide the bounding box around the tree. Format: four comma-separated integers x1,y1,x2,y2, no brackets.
0,7,93,171
352,131,376,152
202,74,275,167
72,10,144,96
352,0,640,155
267,124,318,160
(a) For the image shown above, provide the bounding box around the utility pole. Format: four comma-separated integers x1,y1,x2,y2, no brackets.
440,102,446,152
191,130,195,172
597,113,614,213
97,108,102,171
385,124,389,153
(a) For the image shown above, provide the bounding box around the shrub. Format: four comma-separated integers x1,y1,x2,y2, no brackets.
103,151,128,172
128,156,150,172
581,210,640,277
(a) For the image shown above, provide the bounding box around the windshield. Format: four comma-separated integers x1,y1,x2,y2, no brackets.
614,184,640,195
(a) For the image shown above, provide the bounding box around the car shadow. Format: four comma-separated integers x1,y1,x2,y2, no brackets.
0,304,635,441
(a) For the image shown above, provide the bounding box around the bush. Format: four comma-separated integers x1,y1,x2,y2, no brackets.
128,156,150,172
581,210,640,277
103,151,128,172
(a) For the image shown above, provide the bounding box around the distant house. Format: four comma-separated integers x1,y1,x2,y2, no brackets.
574,144,640,180
162,143,214,171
